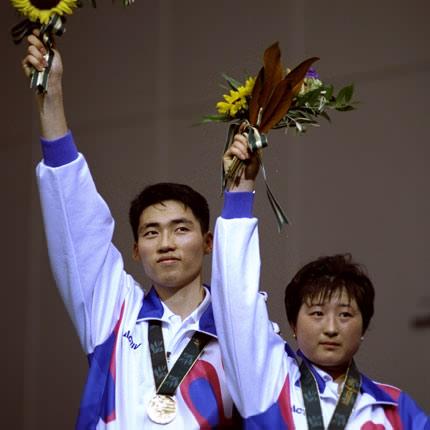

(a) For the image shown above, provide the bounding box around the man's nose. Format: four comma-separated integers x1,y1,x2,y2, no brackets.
158,231,176,252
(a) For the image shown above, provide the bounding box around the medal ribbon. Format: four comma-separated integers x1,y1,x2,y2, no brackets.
299,360,361,430
222,121,290,230
148,320,212,395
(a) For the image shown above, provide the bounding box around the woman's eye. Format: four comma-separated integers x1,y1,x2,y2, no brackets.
310,311,323,317
340,312,352,318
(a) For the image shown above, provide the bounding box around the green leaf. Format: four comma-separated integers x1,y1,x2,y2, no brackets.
323,85,334,101
222,74,242,91
335,105,355,112
199,114,231,124
204,114,228,120
336,84,354,106
296,88,323,106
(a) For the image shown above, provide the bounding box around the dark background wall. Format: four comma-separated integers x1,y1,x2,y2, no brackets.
2,1,429,428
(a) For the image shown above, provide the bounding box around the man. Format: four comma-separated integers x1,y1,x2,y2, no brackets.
211,133,430,428
24,33,238,429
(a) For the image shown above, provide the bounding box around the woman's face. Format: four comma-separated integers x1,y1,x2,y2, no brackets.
293,288,363,379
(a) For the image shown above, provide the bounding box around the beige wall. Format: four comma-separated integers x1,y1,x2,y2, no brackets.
2,1,429,427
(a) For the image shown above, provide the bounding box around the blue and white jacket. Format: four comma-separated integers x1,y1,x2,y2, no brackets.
211,192,430,430
36,131,239,429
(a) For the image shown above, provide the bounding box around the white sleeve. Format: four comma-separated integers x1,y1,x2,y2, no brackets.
211,216,290,418
36,154,134,353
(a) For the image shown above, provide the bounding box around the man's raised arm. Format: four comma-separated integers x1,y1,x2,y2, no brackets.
211,129,291,422
24,34,133,354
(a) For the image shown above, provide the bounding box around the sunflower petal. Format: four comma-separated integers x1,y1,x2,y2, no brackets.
10,0,78,23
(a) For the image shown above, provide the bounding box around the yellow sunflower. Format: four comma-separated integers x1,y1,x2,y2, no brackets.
216,77,256,118
10,0,78,24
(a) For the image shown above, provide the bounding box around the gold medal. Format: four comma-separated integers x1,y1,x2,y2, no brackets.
147,394,177,424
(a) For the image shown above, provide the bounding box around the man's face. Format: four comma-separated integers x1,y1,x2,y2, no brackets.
293,288,363,377
133,200,212,291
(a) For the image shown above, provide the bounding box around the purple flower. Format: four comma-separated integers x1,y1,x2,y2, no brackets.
305,67,319,79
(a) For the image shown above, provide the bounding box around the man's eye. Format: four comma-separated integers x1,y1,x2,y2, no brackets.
143,230,158,237
176,226,190,233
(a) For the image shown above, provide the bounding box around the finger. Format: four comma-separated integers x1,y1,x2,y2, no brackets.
224,144,246,161
27,34,47,54
232,134,249,150
230,144,249,161
227,143,249,161
26,47,48,70
234,133,248,144
233,135,249,152
21,59,33,78
238,121,248,134
22,52,46,73
28,44,46,62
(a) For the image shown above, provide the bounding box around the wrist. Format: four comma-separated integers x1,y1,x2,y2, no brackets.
227,178,256,192
36,80,63,106
37,83,68,140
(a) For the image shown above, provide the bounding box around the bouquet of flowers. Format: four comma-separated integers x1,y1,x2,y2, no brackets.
10,0,135,93
203,69,355,134
204,42,355,229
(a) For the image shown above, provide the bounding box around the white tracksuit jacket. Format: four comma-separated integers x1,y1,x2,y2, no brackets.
36,131,240,429
211,191,430,429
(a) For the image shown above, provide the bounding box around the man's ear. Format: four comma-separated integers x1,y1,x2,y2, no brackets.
203,232,213,255
132,242,140,261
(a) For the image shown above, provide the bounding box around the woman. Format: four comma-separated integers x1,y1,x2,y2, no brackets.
210,132,430,429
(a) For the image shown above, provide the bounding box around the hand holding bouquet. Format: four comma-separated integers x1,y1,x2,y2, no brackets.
10,0,135,93
204,42,356,229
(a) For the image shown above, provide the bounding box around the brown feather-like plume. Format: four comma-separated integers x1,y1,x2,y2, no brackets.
248,67,264,125
258,79,292,133
257,43,284,109
248,42,284,126
259,56,319,133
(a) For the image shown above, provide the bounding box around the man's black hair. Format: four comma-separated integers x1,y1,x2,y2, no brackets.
129,182,210,241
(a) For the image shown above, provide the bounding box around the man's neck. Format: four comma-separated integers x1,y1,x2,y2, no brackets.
154,279,205,320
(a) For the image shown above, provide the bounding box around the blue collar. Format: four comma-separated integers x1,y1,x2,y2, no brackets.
360,373,398,405
137,287,164,319
136,287,217,337
293,351,398,405
284,342,298,360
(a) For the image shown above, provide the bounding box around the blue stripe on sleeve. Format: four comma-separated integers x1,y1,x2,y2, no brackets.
41,130,79,167
221,191,254,219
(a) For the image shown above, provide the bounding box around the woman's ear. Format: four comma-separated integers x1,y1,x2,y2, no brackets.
290,323,297,339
